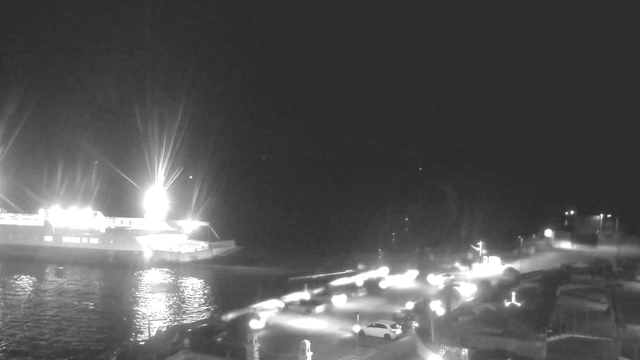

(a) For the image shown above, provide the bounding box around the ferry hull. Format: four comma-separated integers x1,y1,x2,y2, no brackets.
0,242,239,265
0,243,145,265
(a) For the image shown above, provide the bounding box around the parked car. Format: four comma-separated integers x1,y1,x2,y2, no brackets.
284,299,329,315
357,320,402,340
426,273,455,286
392,310,419,332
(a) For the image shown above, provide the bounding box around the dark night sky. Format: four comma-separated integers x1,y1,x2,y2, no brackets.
2,2,640,254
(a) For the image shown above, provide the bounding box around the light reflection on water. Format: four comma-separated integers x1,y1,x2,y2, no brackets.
0,259,283,360
132,268,214,340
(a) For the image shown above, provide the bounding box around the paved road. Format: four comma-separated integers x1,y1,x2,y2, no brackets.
251,283,437,360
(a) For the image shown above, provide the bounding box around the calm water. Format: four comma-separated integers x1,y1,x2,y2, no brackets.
0,258,287,360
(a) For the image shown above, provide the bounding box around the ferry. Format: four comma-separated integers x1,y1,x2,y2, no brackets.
0,206,238,264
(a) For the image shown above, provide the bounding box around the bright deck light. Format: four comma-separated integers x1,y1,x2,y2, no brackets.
144,184,169,219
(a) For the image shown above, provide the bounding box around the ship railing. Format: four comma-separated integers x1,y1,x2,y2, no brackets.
0,213,45,226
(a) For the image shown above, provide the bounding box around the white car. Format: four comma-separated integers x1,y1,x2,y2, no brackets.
426,273,454,286
358,320,402,340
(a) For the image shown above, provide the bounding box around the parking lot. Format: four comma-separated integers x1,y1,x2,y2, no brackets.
235,269,465,360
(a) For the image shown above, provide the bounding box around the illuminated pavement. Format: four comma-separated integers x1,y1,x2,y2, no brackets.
235,272,451,360
253,295,425,360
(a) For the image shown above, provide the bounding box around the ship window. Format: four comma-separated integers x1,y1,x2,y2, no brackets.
81,237,88,243
89,238,99,244
44,235,53,242
63,236,70,242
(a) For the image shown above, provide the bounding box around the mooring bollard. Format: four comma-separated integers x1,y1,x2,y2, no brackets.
246,332,260,360
298,339,312,360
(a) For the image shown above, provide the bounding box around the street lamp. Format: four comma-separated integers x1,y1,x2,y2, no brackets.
544,229,554,247
353,313,361,348
470,241,483,264
599,214,604,233
519,236,524,272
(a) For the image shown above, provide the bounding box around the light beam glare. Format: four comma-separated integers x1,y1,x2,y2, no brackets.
135,105,153,179
96,154,140,189
0,194,24,213
0,105,30,161
136,98,191,213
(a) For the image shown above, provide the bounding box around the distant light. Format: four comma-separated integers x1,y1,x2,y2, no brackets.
405,301,415,310
565,211,569,215
377,266,390,277
177,220,202,234
143,247,153,260
405,218,409,221
253,299,285,311
544,229,553,238
454,282,478,297
426,274,439,286
379,280,389,289
570,210,575,215
607,214,612,218
355,279,364,287
249,319,265,330
189,175,193,179
405,269,419,280
330,276,355,287
419,167,422,171
429,299,445,316
331,294,348,307
600,213,604,218
352,324,362,333
558,241,572,249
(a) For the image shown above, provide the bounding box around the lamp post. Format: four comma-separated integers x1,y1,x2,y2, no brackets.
544,229,554,247
519,236,524,272
470,241,483,264
355,313,360,349
614,217,620,267
599,214,604,234
429,300,445,343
